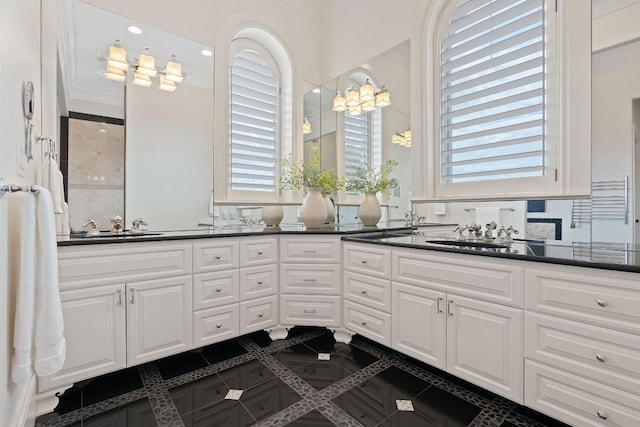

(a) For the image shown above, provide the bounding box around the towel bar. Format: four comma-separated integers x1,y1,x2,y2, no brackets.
0,178,38,199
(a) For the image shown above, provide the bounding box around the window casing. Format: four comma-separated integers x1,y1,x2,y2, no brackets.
229,40,280,194
429,0,576,200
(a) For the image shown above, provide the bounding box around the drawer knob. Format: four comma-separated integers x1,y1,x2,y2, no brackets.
596,298,608,308
258,281,263,285
303,278,317,282
215,254,221,260
361,320,367,326
216,287,221,292
303,309,316,314
258,313,264,318
258,250,263,255
361,259,367,264
216,324,222,329
596,353,607,363
597,410,608,420
361,289,367,294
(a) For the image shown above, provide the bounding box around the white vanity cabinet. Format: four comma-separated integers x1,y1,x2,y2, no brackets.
523,263,640,426
343,243,392,346
39,242,193,406
391,248,524,403
279,236,342,327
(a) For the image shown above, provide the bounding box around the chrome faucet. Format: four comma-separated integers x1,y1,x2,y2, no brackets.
130,218,148,234
497,226,519,241
83,219,99,236
484,221,497,240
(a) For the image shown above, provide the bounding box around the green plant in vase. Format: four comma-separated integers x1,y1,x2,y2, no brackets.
346,159,398,226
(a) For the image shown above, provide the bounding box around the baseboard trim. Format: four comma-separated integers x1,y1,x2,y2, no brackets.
8,376,36,427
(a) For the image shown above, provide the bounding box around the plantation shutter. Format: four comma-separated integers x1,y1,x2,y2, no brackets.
229,49,279,192
440,0,545,184
344,112,370,186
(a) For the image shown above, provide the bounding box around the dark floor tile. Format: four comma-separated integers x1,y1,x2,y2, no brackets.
414,385,482,425
218,359,276,390
272,343,319,371
240,377,302,422
180,396,256,427
201,339,248,365
333,346,379,372
289,410,334,426
170,373,229,416
81,398,155,427
511,405,572,427
443,372,498,400
156,350,209,380
500,421,519,427
293,359,354,390
377,366,433,397
286,325,324,338
247,330,273,348
81,366,143,406
377,408,469,427
351,334,393,355
52,384,82,415
302,332,349,354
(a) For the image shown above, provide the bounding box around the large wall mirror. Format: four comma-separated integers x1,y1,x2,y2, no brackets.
57,0,214,232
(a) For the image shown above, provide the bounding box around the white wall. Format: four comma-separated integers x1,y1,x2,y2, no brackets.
126,80,214,230
1,0,42,423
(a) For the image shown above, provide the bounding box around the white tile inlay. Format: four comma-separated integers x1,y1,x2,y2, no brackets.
396,400,414,411
225,389,244,400
318,353,331,361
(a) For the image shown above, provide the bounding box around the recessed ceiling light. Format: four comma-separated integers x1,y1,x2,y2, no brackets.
201,49,213,57
127,25,142,35
312,88,321,94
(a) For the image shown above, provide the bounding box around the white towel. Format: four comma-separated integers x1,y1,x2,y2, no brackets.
10,187,66,383
475,207,501,237
48,159,66,214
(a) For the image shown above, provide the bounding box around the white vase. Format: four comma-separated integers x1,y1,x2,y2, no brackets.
300,187,326,228
324,195,335,224
261,205,284,227
359,192,382,226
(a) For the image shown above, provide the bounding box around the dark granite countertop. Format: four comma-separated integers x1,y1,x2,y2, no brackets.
56,223,414,246
341,229,640,274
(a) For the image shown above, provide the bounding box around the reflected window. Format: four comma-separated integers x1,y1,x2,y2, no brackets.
229,39,280,193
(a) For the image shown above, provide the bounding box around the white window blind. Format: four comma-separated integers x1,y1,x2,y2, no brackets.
229,49,279,192
344,112,370,186
440,0,545,184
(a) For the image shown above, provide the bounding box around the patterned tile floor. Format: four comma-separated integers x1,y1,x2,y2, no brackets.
35,327,570,427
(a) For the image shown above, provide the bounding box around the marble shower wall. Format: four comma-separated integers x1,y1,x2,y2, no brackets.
67,118,125,231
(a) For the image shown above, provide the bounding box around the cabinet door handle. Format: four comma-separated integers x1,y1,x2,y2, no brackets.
596,410,608,420
303,250,316,254
303,278,317,282
130,288,135,304
117,289,122,305
596,353,607,363
447,300,453,316
596,298,608,308
437,297,443,314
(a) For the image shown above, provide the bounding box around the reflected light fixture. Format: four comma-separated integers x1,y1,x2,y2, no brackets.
106,40,128,71
302,118,312,134
164,55,185,83
158,75,177,92
104,65,126,82
136,48,157,77
332,80,391,115
132,70,152,87
392,129,411,148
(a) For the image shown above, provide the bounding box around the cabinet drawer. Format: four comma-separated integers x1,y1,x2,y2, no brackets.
58,242,192,289
280,264,341,295
240,295,278,334
193,304,239,347
193,270,239,310
240,264,277,300
393,248,524,307
343,243,391,279
240,238,278,266
193,240,239,272
344,271,391,312
344,300,391,347
525,266,640,334
280,295,341,327
279,237,341,263
525,360,640,427
525,312,640,395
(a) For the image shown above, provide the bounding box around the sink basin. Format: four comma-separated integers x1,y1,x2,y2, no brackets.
425,240,508,250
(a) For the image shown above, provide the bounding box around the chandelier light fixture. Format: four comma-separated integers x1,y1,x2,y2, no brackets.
100,40,186,91
302,118,312,134
392,129,411,148
332,79,391,115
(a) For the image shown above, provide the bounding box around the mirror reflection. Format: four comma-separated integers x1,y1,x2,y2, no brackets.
58,0,214,232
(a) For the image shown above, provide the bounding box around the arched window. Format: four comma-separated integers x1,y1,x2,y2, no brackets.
229,39,280,193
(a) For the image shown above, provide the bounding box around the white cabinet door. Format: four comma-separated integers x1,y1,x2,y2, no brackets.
127,275,193,366
39,284,126,392
392,282,446,370
446,294,523,403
